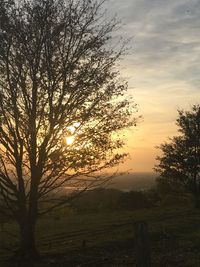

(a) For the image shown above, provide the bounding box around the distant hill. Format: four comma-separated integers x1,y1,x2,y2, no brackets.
62,172,157,195
108,172,157,192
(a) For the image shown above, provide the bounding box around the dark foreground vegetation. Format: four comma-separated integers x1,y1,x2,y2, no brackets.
0,186,200,267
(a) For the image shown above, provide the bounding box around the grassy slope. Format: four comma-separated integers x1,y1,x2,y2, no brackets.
1,203,200,266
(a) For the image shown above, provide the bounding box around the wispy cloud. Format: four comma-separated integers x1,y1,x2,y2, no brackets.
107,0,200,171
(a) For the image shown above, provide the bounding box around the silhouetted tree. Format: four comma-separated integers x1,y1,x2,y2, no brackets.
0,0,137,258
155,105,200,208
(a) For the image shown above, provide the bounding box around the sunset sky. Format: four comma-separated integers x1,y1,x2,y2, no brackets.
108,0,200,173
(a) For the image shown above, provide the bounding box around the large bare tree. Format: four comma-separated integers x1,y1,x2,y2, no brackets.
0,0,137,257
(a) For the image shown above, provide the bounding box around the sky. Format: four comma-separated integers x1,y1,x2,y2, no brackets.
107,0,200,173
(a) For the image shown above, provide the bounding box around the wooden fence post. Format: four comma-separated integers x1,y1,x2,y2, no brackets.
134,221,151,267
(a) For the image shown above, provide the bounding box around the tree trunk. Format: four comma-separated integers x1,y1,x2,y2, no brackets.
17,216,38,260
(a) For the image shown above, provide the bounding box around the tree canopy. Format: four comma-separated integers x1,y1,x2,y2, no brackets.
0,0,137,257
155,105,200,207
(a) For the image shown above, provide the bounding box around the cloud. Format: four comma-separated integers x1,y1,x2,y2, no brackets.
108,0,200,85
106,0,200,172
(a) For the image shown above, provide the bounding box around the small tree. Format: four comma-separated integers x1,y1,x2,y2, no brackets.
155,105,200,208
0,0,137,258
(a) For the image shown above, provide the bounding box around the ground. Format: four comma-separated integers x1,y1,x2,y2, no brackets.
0,203,200,266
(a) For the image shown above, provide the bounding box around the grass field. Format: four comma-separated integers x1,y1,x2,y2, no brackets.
1,200,200,266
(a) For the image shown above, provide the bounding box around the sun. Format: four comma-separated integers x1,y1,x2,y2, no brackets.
65,122,80,146
66,136,74,146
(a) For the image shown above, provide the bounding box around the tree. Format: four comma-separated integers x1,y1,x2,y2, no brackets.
0,0,137,258
155,105,200,208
